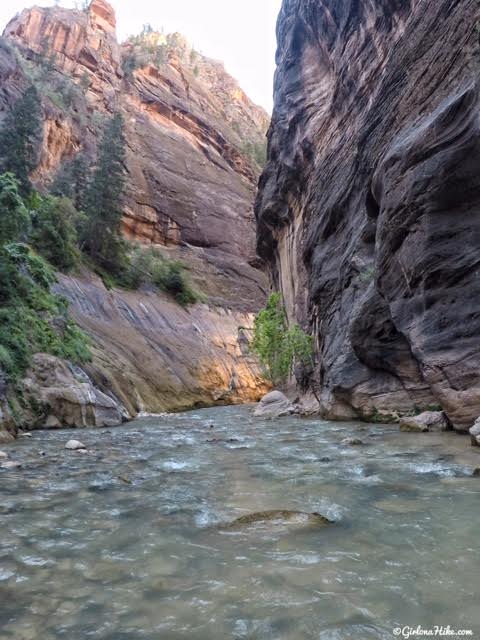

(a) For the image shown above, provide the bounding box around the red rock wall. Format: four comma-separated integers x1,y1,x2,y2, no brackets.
256,0,479,429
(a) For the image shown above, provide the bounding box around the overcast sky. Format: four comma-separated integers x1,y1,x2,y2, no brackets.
0,0,281,111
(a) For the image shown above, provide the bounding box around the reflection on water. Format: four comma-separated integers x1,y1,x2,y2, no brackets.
0,406,479,639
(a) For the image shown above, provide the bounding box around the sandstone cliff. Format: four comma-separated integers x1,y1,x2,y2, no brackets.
256,0,479,431
0,0,270,435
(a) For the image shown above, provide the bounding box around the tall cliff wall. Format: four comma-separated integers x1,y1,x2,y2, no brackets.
0,0,270,436
256,0,480,430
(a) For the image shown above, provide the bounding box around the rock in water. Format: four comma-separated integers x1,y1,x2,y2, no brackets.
399,412,450,433
65,440,87,451
253,391,296,418
469,419,480,447
341,438,366,446
255,0,480,430
1,460,22,469
23,355,126,430
0,451,8,459
220,510,333,530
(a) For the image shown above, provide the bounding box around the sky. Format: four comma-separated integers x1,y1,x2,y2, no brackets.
0,0,282,111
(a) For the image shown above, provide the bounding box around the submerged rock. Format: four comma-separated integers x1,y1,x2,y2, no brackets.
65,439,87,451
1,460,22,470
399,412,450,433
253,391,296,419
469,419,480,447
341,438,366,446
373,499,424,514
219,510,333,530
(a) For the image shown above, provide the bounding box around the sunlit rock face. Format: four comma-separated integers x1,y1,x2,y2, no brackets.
2,0,268,271
0,1,270,423
256,0,479,430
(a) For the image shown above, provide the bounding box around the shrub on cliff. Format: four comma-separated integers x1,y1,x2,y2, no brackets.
252,293,313,385
0,173,30,244
0,174,90,381
30,195,82,271
0,243,90,381
126,245,199,306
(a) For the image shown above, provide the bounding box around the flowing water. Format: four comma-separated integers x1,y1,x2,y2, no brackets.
1,406,479,639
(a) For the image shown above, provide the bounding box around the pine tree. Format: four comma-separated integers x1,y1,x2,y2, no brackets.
0,173,30,245
52,152,89,210
84,113,127,273
0,86,42,196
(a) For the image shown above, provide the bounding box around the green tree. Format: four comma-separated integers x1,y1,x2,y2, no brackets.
0,173,30,245
52,153,89,210
84,113,127,273
0,86,42,195
252,293,313,385
31,195,81,271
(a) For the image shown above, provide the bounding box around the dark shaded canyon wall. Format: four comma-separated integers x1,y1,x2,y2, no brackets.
256,0,480,430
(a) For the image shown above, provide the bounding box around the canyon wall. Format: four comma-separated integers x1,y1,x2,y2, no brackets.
0,0,270,436
256,0,480,430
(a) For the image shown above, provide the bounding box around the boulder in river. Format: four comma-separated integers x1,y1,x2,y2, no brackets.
399,411,450,433
219,510,333,530
65,439,87,451
23,354,127,429
341,438,366,446
1,460,22,470
0,451,8,459
469,419,480,446
253,391,296,418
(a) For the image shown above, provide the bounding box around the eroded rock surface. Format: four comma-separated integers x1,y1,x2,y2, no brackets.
256,0,479,430
469,420,480,447
22,354,127,429
399,412,450,434
253,390,296,418
2,1,268,292
0,1,270,430
219,510,333,531
55,273,270,416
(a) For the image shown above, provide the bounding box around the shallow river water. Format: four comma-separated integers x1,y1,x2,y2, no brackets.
1,405,479,639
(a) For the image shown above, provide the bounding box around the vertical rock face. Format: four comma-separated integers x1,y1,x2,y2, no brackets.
0,1,271,428
256,0,479,429
2,1,269,288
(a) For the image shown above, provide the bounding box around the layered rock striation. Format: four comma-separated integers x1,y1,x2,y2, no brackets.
0,0,270,434
256,0,480,430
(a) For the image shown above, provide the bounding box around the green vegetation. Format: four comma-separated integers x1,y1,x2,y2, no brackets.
19,47,85,114
0,63,212,390
359,264,375,284
83,113,128,275
0,86,42,195
126,245,200,306
52,153,89,211
31,195,83,271
0,177,90,381
123,27,200,78
252,293,313,385
242,140,267,169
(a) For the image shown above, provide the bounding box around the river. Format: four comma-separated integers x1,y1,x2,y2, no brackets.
1,406,479,639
